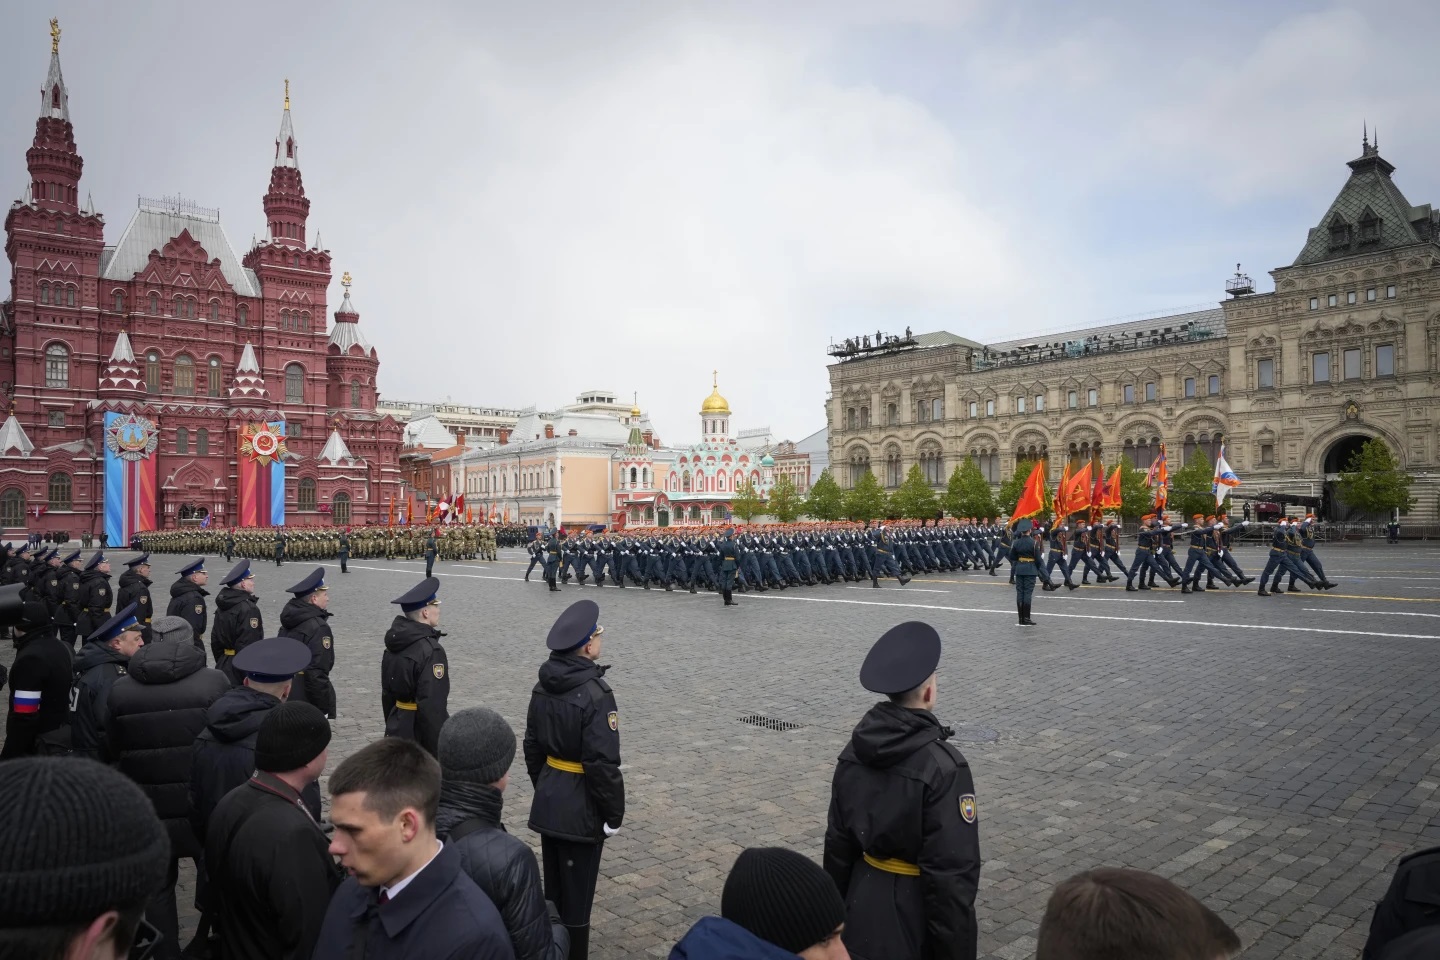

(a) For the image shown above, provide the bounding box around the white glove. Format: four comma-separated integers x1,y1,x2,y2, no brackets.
1181,523,1189,529
1086,551,1094,558
602,823,620,838
1218,549,1225,557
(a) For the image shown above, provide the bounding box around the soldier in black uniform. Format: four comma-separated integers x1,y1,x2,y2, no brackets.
824,621,981,960
116,553,155,643
1,595,71,758
70,603,145,762
719,528,741,607
52,549,84,650
381,576,449,754
522,599,624,960
74,551,115,643
212,560,264,686
543,529,563,592
279,567,337,718
273,531,286,567
338,528,351,573
425,528,439,578
167,558,210,658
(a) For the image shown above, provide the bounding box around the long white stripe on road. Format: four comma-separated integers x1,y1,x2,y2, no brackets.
846,586,951,593
744,592,1440,640
1302,607,1440,618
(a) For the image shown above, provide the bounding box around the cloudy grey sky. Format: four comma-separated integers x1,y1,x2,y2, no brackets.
3,0,1437,442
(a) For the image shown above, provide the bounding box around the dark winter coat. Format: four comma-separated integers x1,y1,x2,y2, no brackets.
437,782,565,960
521,652,624,843
49,565,82,628
668,916,803,960
74,568,113,642
205,771,342,960
278,597,336,718
116,568,155,639
0,626,73,759
107,641,230,860
211,587,264,685
1363,844,1440,960
381,615,449,755
824,702,981,960
190,686,321,843
166,579,209,651
312,841,516,960
70,640,130,761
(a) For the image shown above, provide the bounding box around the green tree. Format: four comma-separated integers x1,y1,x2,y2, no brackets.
730,479,764,523
844,469,889,522
1117,458,1154,520
1338,437,1415,516
943,457,998,519
768,473,803,523
804,469,846,521
1165,448,1215,519
996,459,1053,520
890,464,940,519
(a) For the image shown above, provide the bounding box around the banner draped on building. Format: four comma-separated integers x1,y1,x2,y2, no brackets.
237,422,287,526
103,412,158,546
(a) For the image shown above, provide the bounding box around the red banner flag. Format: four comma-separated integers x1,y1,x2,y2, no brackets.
1064,461,1093,517
1104,465,1123,509
1010,460,1047,525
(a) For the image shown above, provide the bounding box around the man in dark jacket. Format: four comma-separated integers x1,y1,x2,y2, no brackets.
438,707,568,960
107,626,230,960
522,599,624,960
278,567,337,718
1363,844,1440,959
381,576,449,754
166,558,209,657
116,553,155,642
315,737,516,960
74,552,114,643
206,702,341,960
0,596,71,759
669,847,849,960
70,603,144,761
50,548,84,649
212,560,264,685
824,621,981,960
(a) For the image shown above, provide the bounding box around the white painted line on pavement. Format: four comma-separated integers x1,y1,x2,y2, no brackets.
846,586,950,593
1302,608,1440,618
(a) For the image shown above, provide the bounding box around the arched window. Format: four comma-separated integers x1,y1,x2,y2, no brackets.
237,304,247,326
629,467,637,484
298,477,317,511
173,355,194,396
350,380,361,407
208,357,222,397
44,343,70,388
145,351,161,393
66,286,75,307
849,449,871,487
47,472,71,510
885,446,902,487
176,427,189,455
196,428,209,456
1183,433,1197,465
859,406,871,428
149,293,159,315
285,364,304,404
173,297,183,318
682,471,692,492
0,488,24,527
113,290,124,312
301,311,310,331
39,282,50,305
332,492,351,525
209,300,220,321
921,443,944,485
642,467,649,486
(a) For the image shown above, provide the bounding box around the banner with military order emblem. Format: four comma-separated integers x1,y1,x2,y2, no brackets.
103,412,158,546
237,421,287,527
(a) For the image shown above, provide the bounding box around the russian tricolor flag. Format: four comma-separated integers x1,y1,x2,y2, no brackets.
13,690,41,714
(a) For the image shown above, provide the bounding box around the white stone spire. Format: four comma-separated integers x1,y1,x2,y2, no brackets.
0,413,35,456
274,79,298,169
319,427,355,464
99,330,144,394
40,20,69,122
228,342,268,402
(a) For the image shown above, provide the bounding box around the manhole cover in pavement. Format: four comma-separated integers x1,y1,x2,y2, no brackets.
739,714,804,732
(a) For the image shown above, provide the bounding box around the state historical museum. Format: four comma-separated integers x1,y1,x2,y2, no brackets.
1,25,403,539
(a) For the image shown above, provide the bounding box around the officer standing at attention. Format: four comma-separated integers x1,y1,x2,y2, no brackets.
212,560,264,686
116,553,155,643
273,530,286,567
824,620,981,960
74,551,114,642
279,567,338,718
522,598,624,960
718,527,741,606
54,549,84,650
224,528,236,562
424,527,440,578
167,558,210,657
543,528,563,592
1008,518,1039,627
338,527,351,574
381,576,449,754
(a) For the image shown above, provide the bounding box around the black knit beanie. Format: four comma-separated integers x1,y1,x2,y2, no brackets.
0,758,170,927
255,701,332,773
438,707,516,784
721,847,846,953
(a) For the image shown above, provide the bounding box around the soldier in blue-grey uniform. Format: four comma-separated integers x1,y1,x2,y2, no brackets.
719,528,741,606
824,620,981,960
381,576,449,754
1008,518,1040,627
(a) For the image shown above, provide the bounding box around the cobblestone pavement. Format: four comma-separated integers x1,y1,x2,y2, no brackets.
5,540,1439,958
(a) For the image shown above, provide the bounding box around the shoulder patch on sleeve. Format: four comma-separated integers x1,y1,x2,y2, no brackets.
608,711,618,731
432,663,445,680
249,617,259,629
959,793,977,823
322,636,331,649
195,604,204,615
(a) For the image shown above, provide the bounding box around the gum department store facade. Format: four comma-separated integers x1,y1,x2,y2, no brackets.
0,29,402,536
829,136,1440,521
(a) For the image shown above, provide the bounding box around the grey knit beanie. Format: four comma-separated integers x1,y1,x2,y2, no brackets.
0,758,170,927
150,615,193,646
438,707,516,784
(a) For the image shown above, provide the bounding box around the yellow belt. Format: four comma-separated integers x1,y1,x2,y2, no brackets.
394,700,418,712
223,649,236,656
546,756,584,774
863,853,920,876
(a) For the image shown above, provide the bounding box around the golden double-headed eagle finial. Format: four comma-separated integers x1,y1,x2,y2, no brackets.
341,271,352,290
284,78,290,109
50,18,61,54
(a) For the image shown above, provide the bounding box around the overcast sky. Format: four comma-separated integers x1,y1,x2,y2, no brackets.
3,0,1438,442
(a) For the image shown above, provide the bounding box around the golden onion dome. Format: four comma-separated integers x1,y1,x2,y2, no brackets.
701,370,731,414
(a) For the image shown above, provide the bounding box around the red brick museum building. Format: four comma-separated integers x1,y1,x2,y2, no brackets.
1,29,402,536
